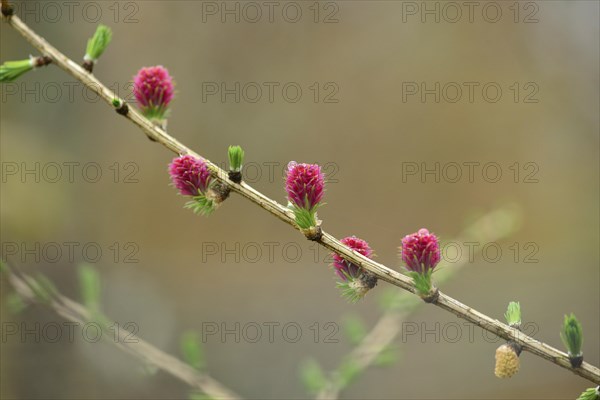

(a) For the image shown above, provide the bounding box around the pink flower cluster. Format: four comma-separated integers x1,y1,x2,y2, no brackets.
133,66,174,118
169,155,211,197
400,228,441,274
285,162,324,211
332,236,373,280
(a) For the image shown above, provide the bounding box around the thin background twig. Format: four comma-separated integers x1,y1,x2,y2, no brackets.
2,264,242,400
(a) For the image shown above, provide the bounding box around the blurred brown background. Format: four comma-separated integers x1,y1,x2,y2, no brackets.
1,1,598,399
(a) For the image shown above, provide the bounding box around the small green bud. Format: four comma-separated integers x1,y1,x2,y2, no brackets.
0,58,33,82
577,387,600,400
180,331,205,371
1,55,51,83
337,358,362,388
7,292,27,314
560,313,584,366
342,315,367,344
299,358,326,394
504,301,522,328
227,145,244,172
78,264,101,312
374,344,399,367
85,25,112,63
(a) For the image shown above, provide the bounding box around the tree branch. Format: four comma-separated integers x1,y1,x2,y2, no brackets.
3,14,599,385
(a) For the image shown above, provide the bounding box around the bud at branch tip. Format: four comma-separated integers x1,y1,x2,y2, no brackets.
561,313,584,367
0,55,51,83
504,301,522,328
83,25,112,72
576,386,600,400
227,145,244,183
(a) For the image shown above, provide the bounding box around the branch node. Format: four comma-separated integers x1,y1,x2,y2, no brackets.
34,55,52,68
569,354,584,368
228,170,242,184
82,60,94,73
1,0,13,17
360,272,378,290
420,287,439,303
209,181,231,203
303,225,322,241
507,340,523,357
114,102,129,116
